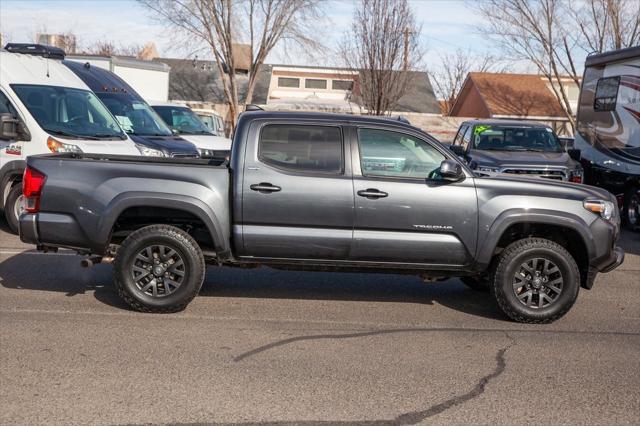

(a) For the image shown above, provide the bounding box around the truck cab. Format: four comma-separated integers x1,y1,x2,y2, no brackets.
0,44,140,233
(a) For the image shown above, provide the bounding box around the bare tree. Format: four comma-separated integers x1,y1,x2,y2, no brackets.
431,49,507,116
475,0,640,131
140,0,323,130
340,0,422,115
81,40,144,57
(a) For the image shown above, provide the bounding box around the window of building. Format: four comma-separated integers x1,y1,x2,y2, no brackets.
259,124,343,173
277,77,300,88
594,76,620,112
332,80,353,91
305,79,327,89
358,128,445,179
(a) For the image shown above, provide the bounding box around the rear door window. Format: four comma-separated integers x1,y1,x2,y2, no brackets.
258,124,343,173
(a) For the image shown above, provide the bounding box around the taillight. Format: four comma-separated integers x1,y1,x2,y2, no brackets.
22,166,46,213
570,175,582,183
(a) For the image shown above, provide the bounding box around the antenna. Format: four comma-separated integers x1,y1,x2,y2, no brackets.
46,57,50,78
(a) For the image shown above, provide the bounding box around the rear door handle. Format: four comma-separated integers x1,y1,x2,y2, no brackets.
250,182,281,193
357,188,388,199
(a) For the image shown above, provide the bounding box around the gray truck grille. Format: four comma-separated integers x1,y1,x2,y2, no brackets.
502,169,567,180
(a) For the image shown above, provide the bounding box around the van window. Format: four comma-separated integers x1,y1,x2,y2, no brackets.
11,85,124,139
153,106,212,136
358,128,445,179
259,124,343,173
0,91,18,117
594,76,620,112
98,93,173,137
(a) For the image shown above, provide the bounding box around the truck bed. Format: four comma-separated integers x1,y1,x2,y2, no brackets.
23,153,231,254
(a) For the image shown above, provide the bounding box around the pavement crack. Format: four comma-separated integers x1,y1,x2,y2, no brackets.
392,333,516,424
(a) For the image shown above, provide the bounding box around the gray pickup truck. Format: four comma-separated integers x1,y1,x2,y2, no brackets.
20,111,624,323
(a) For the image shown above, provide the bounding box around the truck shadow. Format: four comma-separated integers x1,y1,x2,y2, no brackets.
0,252,506,321
619,230,640,256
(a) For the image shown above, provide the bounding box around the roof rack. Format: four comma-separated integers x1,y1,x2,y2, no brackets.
4,43,66,60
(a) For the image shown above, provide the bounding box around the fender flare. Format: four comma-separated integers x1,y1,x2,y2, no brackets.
95,192,229,255
476,208,595,267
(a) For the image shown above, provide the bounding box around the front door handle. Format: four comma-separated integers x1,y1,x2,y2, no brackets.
357,188,388,199
250,182,282,193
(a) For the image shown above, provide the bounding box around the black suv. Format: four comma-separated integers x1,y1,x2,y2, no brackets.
450,120,584,182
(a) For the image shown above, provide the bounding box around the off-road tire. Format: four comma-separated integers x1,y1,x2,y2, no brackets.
114,225,205,313
491,238,580,324
4,183,22,234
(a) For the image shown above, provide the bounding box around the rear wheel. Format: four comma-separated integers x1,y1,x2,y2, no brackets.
4,183,24,234
491,238,580,324
114,225,205,313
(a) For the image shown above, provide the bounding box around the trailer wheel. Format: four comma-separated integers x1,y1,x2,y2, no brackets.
4,183,24,234
114,224,205,313
623,186,639,230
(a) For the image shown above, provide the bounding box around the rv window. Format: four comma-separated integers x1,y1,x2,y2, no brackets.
594,76,620,112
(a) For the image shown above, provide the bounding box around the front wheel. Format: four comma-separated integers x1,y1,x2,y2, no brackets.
4,183,24,234
491,238,580,324
114,225,206,313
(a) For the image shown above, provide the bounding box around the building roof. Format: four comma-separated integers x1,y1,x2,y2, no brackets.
156,58,439,113
450,72,567,118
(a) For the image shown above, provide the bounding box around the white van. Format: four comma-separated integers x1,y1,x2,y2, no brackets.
0,44,140,232
192,108,226,137
150,102,232,159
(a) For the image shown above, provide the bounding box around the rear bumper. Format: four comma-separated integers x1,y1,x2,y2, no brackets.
19,213,39,245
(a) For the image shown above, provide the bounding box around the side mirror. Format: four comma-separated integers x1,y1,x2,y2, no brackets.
0,113,18,140
568,148,581,161
440,159,465,182
449,144,466,157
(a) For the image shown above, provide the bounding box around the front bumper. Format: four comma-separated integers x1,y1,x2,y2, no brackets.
600,245,625,273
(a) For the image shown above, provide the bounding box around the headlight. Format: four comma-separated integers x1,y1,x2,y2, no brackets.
477,165,500,173
198,148,215,158
583,199,615,221
135,144,165,157
47,137,82,153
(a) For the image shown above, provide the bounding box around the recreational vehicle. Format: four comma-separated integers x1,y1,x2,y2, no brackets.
575,46,640,229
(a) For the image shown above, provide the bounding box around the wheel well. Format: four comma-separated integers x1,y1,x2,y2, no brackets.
2,174,22,204
111,206,215,250
495,223,589,287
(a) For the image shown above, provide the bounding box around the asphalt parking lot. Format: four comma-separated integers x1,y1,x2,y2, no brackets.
0,219,638,425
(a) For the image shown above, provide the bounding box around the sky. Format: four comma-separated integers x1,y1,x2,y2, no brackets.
0,0,516,73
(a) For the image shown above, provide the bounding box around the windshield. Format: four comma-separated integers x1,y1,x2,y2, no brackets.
11,84,125,139
97,93,173,137
473,125,562,152
153,106,213,135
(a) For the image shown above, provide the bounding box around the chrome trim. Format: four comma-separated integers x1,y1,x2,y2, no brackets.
500,167,568,181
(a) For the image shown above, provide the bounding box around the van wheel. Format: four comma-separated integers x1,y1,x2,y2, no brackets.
114,225,205,313
623,186,639,230
491,238,580,324
4,184,24,234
